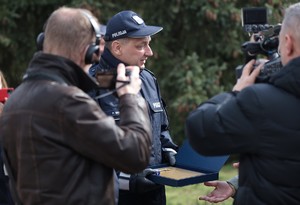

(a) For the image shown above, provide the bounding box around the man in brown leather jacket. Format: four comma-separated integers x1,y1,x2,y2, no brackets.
0,7,152,205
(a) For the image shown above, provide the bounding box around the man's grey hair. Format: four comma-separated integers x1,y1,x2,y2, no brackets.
282,3,300,44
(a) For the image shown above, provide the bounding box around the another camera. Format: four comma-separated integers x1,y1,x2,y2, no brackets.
236,7,283,82
242,7,269,33
95,68,131,89
0,88,14,103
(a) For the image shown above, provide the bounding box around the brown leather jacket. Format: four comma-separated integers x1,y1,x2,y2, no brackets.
0,52,152,205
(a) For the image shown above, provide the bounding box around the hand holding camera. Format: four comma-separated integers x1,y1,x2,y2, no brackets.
232,59,263,92
94,63,141,98
116,64,141,97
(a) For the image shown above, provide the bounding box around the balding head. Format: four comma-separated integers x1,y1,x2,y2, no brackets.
43,7,98,67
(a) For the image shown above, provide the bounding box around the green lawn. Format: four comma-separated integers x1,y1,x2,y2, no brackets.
165,163,238,205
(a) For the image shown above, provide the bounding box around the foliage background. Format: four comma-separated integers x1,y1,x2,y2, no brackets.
0,0,297,145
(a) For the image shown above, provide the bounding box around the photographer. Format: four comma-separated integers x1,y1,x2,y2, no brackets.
186,2,300,204
0,7,152,205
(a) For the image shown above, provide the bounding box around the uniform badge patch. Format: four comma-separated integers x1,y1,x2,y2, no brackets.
132,15,144,25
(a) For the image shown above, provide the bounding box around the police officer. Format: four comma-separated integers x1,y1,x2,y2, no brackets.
89,10,178,205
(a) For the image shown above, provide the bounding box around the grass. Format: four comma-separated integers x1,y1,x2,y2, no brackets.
165,163,238,205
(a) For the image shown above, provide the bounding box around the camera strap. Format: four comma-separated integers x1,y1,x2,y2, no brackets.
94,79,131,100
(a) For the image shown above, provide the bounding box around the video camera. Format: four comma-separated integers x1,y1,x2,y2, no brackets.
236,7,283,82
95,68,131,90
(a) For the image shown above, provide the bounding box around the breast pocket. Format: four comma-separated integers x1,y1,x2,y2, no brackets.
147,98,163,113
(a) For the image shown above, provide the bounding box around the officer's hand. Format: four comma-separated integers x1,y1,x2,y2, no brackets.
129,168,160,193
162,148,177,166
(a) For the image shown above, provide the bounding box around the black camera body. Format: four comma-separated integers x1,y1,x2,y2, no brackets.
95,68,131,89
236,7,283,82
235,55,282,83
258,56,282,79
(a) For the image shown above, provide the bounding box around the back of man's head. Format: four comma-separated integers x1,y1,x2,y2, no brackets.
282,3,300,49
43,7,95,62
279,3,300,65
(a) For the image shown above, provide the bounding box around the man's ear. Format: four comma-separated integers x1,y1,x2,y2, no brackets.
285,34,294,56
111,40,122,56
76,45,89,69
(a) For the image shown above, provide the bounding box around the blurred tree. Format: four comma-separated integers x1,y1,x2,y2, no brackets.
0,0,73,86
0,0,297,144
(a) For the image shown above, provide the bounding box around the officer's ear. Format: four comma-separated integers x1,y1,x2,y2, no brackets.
111,40,123,56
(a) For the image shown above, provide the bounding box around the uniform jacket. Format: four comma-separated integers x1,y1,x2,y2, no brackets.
186,57,300,204
90,48,178,166
0,52,152,205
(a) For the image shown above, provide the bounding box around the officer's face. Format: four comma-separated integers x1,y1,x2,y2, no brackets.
117,36,153,68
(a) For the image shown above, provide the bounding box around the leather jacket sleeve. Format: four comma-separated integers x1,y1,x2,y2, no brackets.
63,91,152,174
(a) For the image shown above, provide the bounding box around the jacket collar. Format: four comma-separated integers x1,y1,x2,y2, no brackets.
99,48,128,70
269,56,300,97
26,52,99,93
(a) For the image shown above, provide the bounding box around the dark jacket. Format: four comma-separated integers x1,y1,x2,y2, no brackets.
90,48,177,166
0,149,13,205
186,57,300,205
0,52,152,205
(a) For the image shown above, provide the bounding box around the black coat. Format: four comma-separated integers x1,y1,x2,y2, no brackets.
186,57,300,204
0,149,13,205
